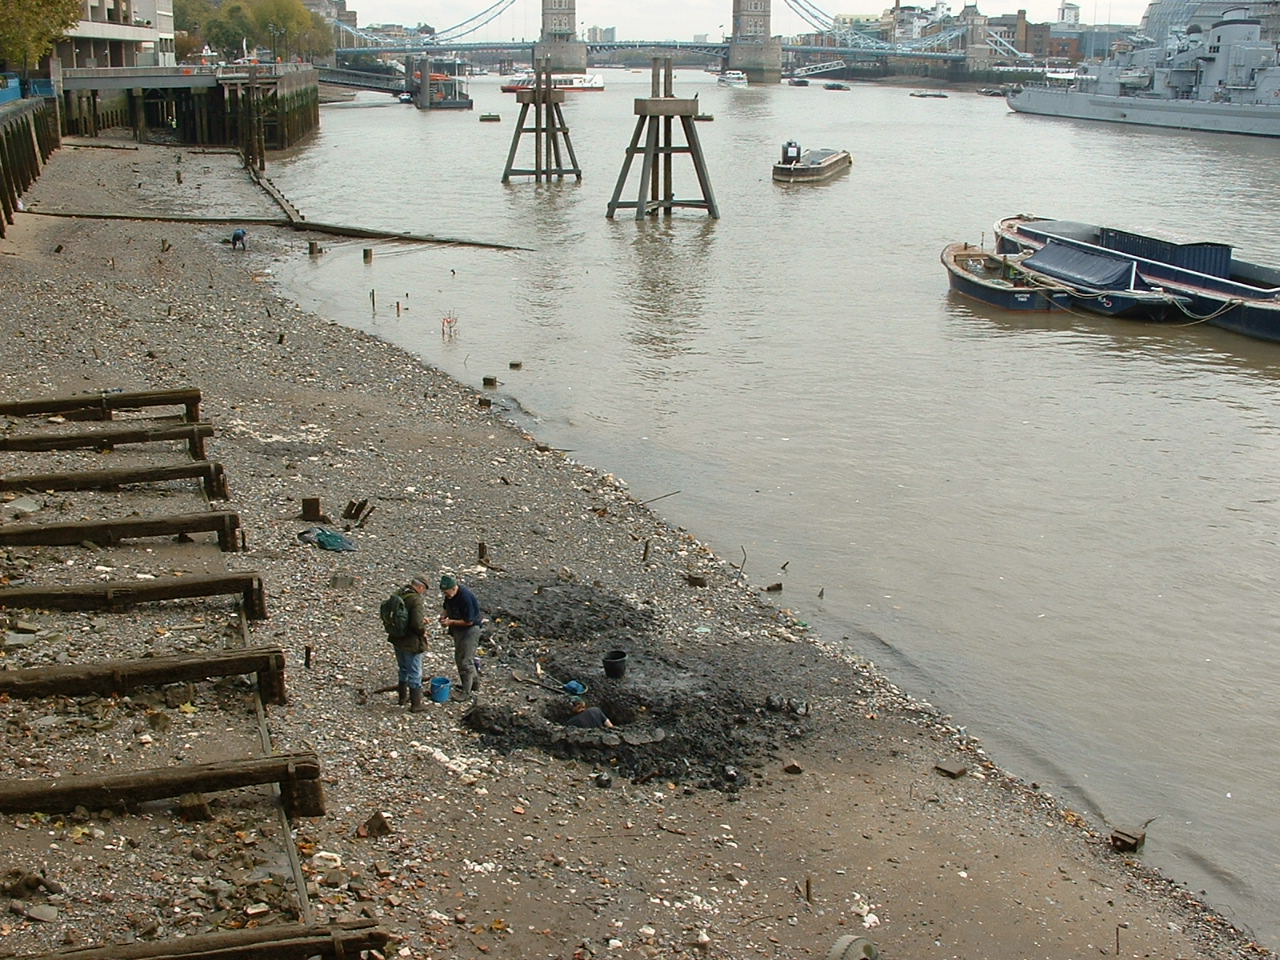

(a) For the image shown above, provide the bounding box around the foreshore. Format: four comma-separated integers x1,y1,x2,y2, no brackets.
1,138,1272,960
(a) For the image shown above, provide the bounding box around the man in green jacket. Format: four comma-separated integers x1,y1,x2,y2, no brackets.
388,574,430,712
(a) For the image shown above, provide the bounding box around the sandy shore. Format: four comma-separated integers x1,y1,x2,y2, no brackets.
0,137,1272,960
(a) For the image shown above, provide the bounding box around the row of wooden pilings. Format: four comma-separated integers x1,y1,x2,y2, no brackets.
0,98,59,240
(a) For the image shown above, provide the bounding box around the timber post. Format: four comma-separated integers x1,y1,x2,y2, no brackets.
501,59,581,184
606,58,718,220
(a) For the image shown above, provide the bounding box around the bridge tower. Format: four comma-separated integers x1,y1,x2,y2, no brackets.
534,0,588,74
727,0,782,84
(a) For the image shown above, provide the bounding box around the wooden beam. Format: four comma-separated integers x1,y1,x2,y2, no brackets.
0,571,268,620
0,387,201,422
0,422,214,459
0,751,323,816
0,510,242,552
0,460,229,500
0,646,286,704
13,920,389,960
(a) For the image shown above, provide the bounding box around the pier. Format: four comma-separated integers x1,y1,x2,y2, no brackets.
59,63,319,151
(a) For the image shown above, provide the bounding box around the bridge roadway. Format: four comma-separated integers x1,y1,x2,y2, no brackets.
316,67,407,92
333,39,966,64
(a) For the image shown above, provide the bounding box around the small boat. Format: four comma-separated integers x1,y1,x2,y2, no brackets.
772,141,852,183
479,113,501,122
694,113,714,122
397,91,413,103
500,73,605,92
717,70,749,87
995,215,1280,340
942,242,1070,311
787,77,810,86
943,240,1185,318
823,82,849,91
909,90,948,98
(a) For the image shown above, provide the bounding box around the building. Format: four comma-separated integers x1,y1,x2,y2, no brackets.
56,0,176,68
1058,2,1081,24
585,26,616,42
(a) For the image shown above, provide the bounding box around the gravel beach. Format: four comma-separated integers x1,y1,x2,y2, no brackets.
0,137,1272,960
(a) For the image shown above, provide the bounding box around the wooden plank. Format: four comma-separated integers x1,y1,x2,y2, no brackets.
0,646,286,703
13,920,389,960
0,751,320,814
0,421,214,459
0,460,229,500
0,571,268,620
0,510,241,552
0,387,201,421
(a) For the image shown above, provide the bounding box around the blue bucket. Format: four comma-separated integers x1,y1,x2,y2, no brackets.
429,676,451,703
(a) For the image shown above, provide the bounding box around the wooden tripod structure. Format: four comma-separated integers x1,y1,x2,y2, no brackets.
501,60,582,183
606,58,719,220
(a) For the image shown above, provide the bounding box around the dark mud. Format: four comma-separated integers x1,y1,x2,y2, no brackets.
464,575,833,790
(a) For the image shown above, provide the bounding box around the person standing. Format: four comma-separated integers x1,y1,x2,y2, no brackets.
386,574,430,712
439,574,482,699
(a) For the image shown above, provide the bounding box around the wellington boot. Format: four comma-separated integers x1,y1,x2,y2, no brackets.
409,687,426,713
397,684,409,706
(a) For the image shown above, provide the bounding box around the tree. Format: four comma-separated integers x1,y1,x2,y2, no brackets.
174,0,216,35
295,12,334,62
203,2,257,61
0,0,81,78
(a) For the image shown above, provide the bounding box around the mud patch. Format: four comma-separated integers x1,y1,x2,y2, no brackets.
466,576,817,790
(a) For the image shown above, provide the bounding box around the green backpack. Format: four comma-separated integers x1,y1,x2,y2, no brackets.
380,589,412,636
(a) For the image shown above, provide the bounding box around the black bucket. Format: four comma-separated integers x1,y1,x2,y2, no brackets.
602,649,628,679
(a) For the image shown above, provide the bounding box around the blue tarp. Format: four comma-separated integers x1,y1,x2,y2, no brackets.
1024,240,1145,291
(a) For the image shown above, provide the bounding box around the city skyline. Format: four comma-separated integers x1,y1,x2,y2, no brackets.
352,0,1155,40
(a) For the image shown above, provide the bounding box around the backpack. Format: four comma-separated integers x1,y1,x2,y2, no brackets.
380,589,412,636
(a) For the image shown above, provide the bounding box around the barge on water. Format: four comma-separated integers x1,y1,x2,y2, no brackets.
773,141,852,183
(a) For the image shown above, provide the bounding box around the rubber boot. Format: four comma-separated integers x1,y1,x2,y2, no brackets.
397,684,408,706
409,687,426,712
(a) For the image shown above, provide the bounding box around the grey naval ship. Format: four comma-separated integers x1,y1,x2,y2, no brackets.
1007,6,1280,137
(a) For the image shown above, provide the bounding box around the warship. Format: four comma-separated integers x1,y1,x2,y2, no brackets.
1007,8,1280,137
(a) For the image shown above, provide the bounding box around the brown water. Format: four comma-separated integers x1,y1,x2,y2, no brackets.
271,71,1280,946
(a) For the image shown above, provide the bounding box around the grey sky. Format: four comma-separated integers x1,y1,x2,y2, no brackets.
353,0,1151,40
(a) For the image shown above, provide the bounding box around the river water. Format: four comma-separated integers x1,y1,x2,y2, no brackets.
268,70,1280,946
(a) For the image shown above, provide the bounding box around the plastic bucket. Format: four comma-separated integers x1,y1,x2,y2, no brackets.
429,676,451,703
602,650,627,679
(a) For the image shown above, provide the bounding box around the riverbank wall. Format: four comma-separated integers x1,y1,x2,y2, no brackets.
0,98,59,238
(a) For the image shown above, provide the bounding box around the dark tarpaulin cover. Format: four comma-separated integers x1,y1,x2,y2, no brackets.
1024,241,1147,291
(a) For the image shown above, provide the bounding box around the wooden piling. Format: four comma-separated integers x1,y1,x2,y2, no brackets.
606,58,719,220
501,59,582,183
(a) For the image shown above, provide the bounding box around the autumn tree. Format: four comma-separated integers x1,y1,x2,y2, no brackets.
0,0,81,79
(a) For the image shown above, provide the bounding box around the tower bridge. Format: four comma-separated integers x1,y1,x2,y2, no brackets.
333,0,973,83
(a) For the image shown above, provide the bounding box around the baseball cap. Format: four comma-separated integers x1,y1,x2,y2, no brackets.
439,574,458,590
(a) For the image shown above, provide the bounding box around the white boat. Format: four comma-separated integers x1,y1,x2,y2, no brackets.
500,72,605,92
717,70,748,87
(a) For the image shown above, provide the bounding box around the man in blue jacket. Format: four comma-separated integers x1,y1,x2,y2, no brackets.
439,574,482,699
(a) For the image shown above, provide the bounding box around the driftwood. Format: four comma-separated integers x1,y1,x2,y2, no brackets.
0,421,214,459
0,510,242,552
0,571,268,620
0,751,323,816
0,646,286,704
0,387,201,422
11,920,389,960
0,460,229,500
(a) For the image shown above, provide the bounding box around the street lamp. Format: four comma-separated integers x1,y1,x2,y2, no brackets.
266,22,283,62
